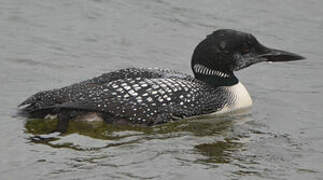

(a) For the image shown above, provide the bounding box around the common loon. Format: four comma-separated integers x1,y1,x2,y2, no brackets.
19,29,304,132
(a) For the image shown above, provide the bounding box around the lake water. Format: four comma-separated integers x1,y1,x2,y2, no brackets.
1,0,323,179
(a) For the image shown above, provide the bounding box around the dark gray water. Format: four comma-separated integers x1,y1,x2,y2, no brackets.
1,0,323,179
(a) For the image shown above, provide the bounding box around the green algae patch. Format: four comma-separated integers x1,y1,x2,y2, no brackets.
24,116,235,140
24,118,154,140
66,121,153,140
25,118,58,135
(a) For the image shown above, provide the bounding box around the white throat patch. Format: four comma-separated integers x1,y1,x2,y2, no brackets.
193,64,230,78
212,82,253,115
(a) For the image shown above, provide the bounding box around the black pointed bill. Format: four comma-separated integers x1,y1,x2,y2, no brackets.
233,46,305,71
258,48,305,62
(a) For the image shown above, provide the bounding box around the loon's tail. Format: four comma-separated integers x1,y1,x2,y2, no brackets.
18,90,60,118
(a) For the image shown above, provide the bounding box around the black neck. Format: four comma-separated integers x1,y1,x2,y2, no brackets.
193,73,239,87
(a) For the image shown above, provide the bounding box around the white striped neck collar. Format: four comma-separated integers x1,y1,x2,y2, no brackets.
193,64,230,78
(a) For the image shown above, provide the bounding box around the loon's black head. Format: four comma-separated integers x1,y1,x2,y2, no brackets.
191,29,304,86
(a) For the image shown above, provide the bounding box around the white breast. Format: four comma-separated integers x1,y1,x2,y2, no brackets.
215,82,253,114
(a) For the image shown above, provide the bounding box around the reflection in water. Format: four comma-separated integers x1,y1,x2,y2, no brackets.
25,112,252,165
25,112,250,137
195,140,242,164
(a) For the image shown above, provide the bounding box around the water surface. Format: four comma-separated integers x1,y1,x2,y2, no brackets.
1,0,323,179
